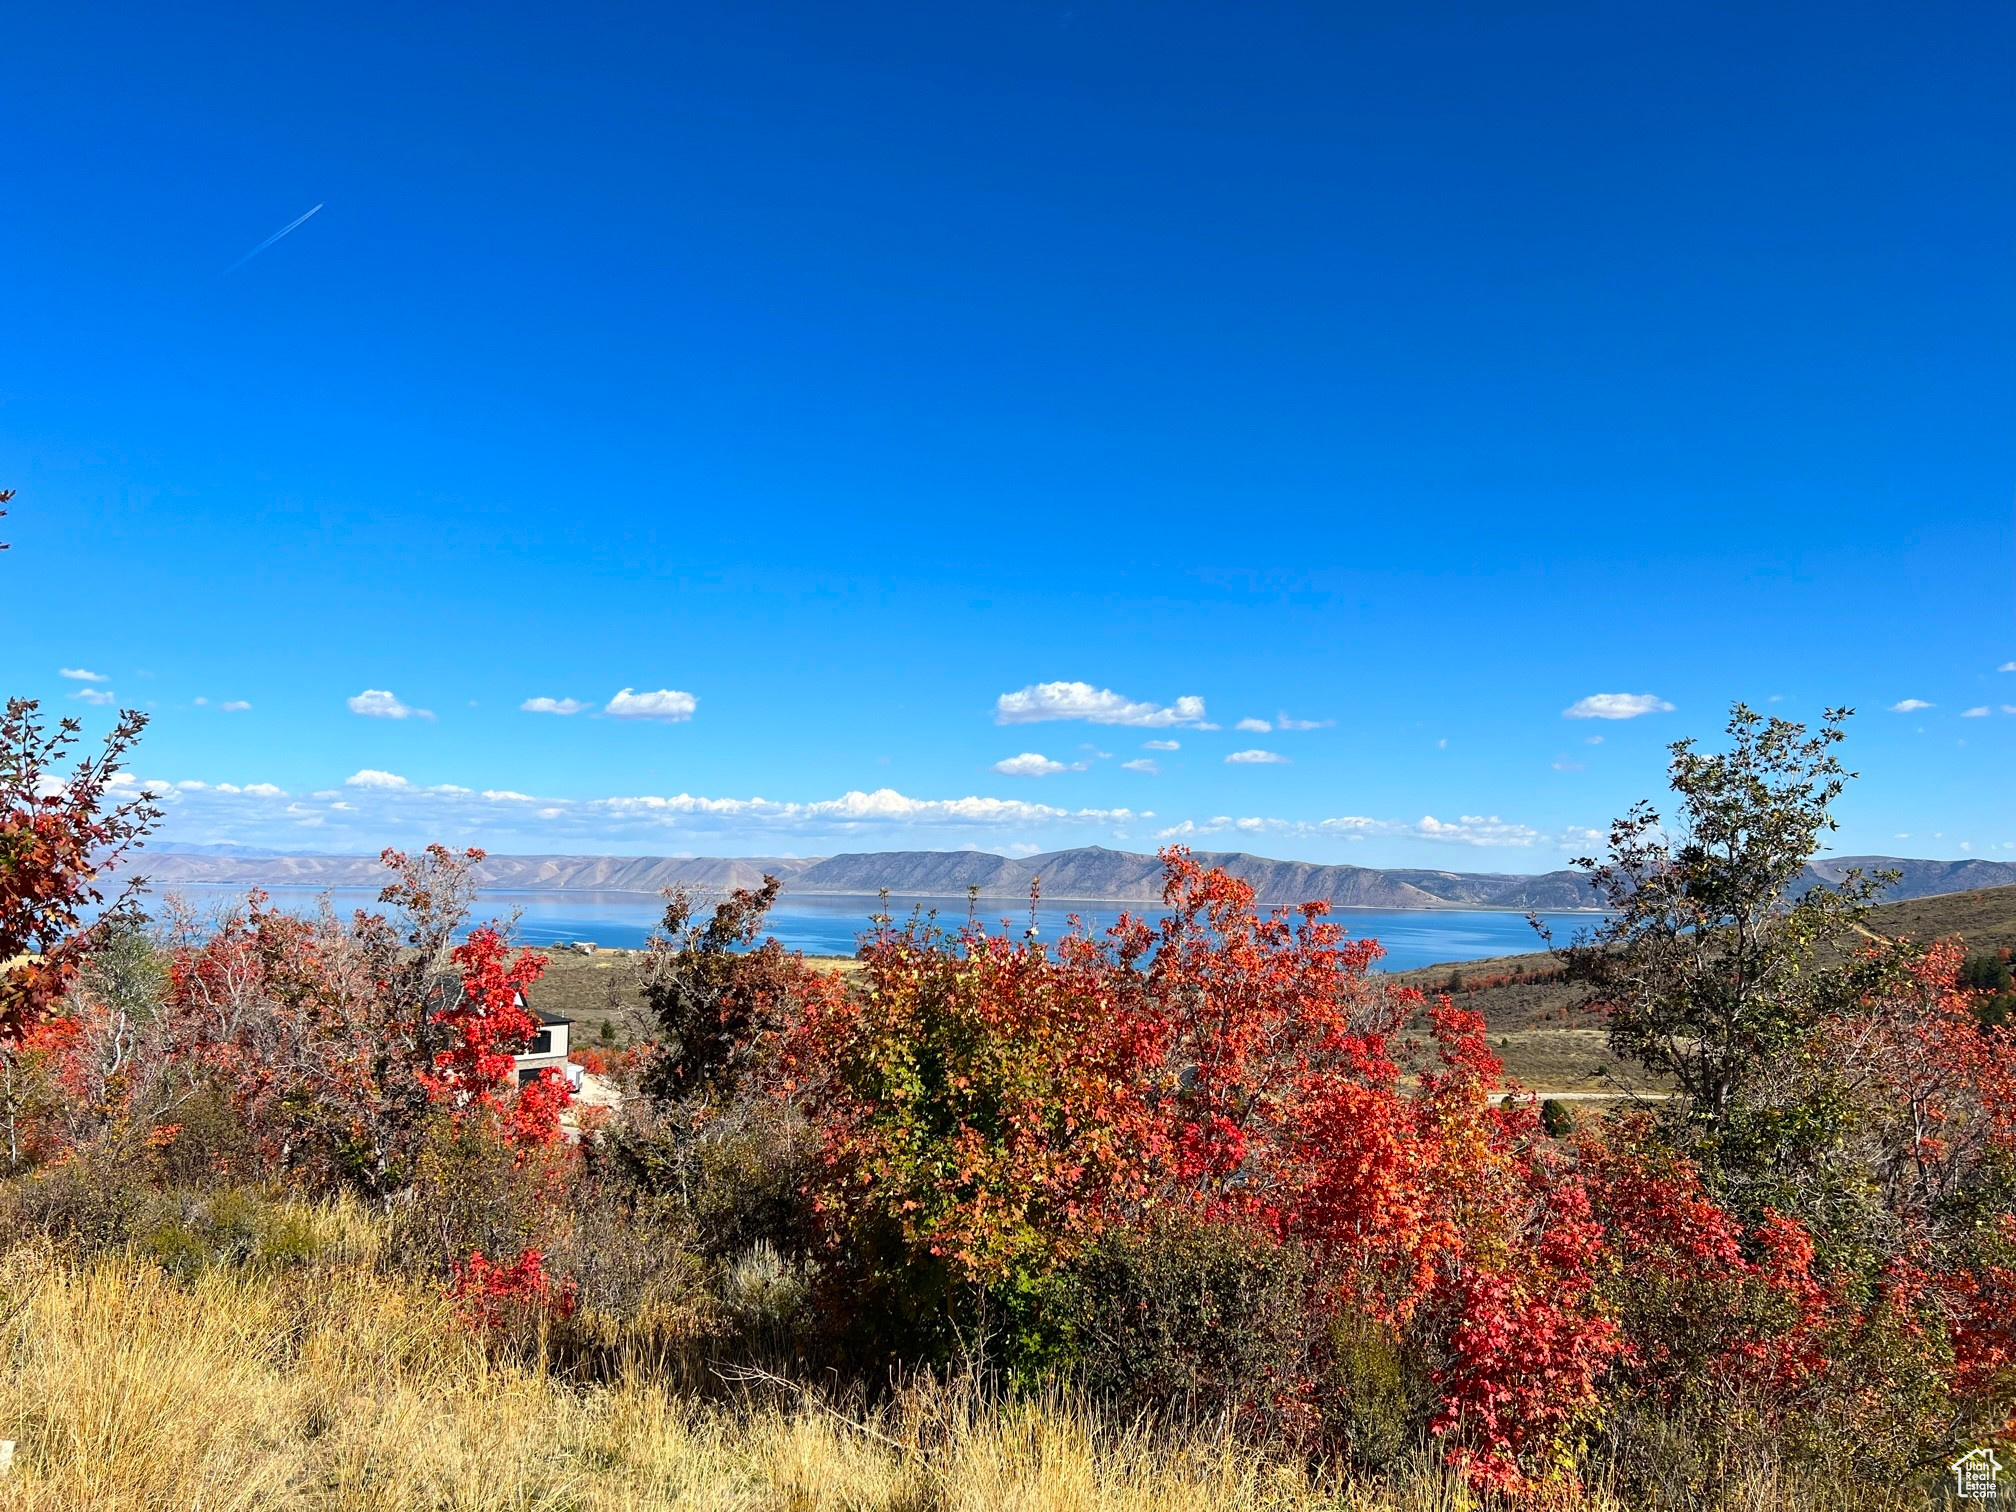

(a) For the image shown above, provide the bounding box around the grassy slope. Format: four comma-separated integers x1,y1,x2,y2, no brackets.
1392,884,2016,1091
0,1223,1390,1511
526,950,854,1052
0,1210,1898,1512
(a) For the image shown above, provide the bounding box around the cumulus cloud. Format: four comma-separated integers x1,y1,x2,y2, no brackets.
1563,693,1674,720
69,688,117,706
1275,713,1334,731
1224,749,1289,765
1235,717,1272,733
1888,699,1934,713
994,681,1206,728
2001,662,2016,673
1963,707,1991,719
1415,814,1541,846
992,753,1077,778
1157,812,1545,849
1142,739,1180,752
59,668,108,683
220,700,252,713
150,773,1150,853
604,688,697,722
345,769,411,789
521,697,589,716
348,689,433,721
1121,758,1160,775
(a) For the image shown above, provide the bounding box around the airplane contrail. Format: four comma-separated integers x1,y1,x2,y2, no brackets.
220,203,323,276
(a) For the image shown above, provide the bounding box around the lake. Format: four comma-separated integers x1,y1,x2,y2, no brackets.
147,884,1598,972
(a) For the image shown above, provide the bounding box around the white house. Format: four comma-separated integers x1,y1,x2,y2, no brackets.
511,994,586,1093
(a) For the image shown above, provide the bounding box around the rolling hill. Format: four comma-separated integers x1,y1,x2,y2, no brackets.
143,844,2016,912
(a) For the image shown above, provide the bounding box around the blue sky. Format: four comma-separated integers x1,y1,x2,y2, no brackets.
3,1,2012,864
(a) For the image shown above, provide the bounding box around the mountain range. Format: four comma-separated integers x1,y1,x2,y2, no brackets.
141,845,2016,912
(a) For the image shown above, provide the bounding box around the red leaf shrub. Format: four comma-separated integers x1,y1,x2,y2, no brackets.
447,1245,576,1334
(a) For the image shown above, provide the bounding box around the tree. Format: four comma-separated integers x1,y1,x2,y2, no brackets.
1548,705,1887,1148
0,698,160,1044
636,877,824,1104
161,847,558,1194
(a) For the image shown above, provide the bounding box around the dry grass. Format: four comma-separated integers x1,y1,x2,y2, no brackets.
0,1219,1422,1512
0,1212,1933,1511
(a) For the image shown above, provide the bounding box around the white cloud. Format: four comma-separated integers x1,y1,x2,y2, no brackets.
1275,713,1334,731
604,687,697,722
1415,815,1540,846
154,773,1154,853
1158,812,1544,849
1962,706,1992,719
994,681,1206,728
993,753,1076,778
1552,760,1585,772
1142,739,1180,752
1235,717,1273,733
521,697,589,715
2004,706,2016,716
69,688,117,706
1561,825,1608,850
1225,749,1289,765
345,769,411,789
1585,735,1604,745
1888,699,1934,713
348,689,433,721
1563,693,1674,720
220,700,252,713
2001,662,2016,673
59,668,108,683
242,782,284,797
1121,758,1160,775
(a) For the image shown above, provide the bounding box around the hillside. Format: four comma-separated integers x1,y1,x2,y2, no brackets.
144,843,2016,912
1386,884,2016,1091
142,849,822,894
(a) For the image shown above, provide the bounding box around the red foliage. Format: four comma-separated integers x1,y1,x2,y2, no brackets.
0,699,158,1043
447,1246,576,1334
509,1068,572,1148
785,850,1623,1497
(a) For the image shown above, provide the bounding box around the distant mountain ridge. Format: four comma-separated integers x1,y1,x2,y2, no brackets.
137,846,2016,911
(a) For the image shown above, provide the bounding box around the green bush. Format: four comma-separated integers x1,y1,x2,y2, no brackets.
1047,1214,1317,1430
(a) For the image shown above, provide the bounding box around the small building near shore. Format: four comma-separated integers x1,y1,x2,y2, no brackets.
511,996,585,1092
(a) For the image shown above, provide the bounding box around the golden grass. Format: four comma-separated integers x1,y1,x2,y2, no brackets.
0,1221,1431,1512
0,1213,1921,1512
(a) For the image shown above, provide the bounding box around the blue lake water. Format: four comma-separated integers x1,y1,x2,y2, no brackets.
149,885,1598,972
